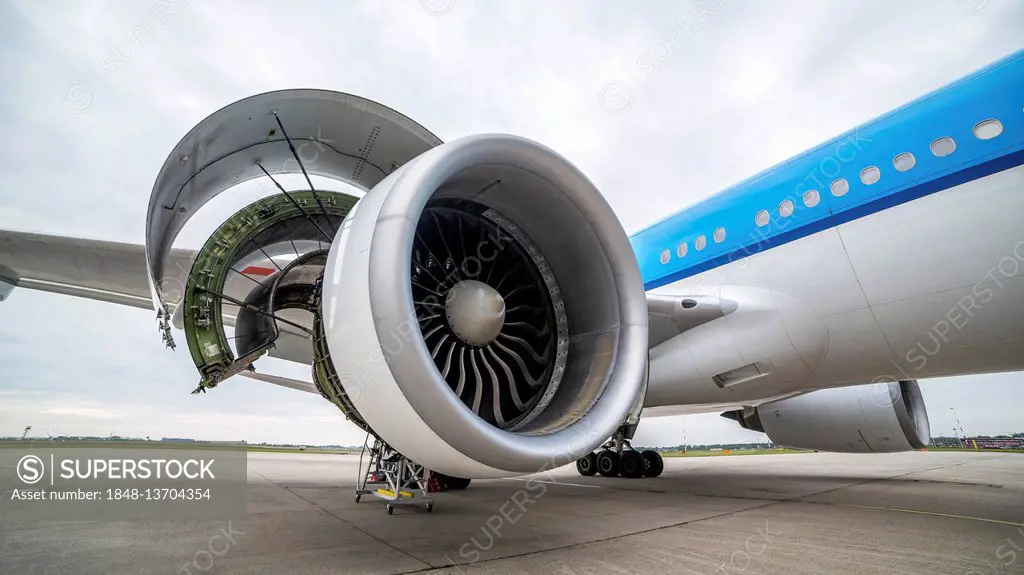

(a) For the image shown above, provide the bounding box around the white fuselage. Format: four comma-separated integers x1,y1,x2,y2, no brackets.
645,164,1024,414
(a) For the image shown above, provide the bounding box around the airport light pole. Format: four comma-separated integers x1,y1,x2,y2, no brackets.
950,408,968,447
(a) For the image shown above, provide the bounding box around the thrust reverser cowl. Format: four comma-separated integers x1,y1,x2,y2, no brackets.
145,89,443,326
143,89,442,388
322,134,650,478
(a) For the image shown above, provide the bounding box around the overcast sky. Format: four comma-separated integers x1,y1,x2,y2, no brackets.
1,0,1022,447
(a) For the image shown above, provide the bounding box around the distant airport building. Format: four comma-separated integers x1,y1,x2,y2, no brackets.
930,436,1024,449
971,436,1024,449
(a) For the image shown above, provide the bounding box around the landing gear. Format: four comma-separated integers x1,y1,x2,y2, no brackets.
596,450,620,477
620,450,646,478
576,452,597,476
435,474,472,491
641,449,664,478
575,426,664,479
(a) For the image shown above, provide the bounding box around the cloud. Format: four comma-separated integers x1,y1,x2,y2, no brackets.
38,406,123,419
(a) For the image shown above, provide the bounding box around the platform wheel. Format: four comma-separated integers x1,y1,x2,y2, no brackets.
387,504,394,515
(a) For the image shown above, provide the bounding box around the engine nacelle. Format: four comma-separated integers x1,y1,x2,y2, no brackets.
322,134,649,478
723,380,930,453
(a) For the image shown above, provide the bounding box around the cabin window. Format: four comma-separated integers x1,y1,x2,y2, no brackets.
930,137,956,157
713,227,726,243
755,210,770,227
893,152,916,172
779,199,795,218
860,166,881,185
660,249,670,264
830,178,849,197
803,189,820,208
695,235,707,251
676,242,688,258
973,119,1003,140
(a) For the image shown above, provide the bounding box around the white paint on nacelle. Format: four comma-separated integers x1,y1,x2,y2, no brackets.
747,381,930,453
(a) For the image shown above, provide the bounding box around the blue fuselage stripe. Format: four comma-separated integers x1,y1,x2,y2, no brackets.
631,49,1024,291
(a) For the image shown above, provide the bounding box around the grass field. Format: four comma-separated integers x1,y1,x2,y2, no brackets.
659,448,810,457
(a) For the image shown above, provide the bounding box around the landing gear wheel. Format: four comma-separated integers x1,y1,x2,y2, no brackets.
426,503,434,513
620,451,646,478
441,475,472,490
386,504,394,515
355,494,361,503
641,450,664,478
576,452,598,476
596,450,620,477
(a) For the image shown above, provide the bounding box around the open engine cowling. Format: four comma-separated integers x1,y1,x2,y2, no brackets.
723,380,931,453
143,90,648,479
322,134,649,478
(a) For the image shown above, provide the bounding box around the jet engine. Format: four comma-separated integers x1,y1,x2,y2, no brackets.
722,380,931,453
144,90,649,479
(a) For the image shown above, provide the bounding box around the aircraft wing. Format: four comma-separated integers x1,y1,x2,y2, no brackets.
0,229,314,365
0,229,193,309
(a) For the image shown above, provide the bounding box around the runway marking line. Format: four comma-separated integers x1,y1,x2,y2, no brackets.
835,503,1024,527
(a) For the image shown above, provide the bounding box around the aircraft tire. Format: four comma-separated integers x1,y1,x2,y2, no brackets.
596,450,620,477
620,451,646,478
641,450,664,478
576,452,598,476
444,475,472,490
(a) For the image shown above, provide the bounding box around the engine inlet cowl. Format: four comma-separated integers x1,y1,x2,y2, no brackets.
322,134,649,478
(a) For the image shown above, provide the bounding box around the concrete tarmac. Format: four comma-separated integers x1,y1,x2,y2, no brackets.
2,451,1024,574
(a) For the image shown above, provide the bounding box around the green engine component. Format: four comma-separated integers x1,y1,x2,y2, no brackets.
183,190,356,392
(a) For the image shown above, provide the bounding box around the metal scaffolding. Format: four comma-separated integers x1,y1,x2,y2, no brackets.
354,435,434,515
